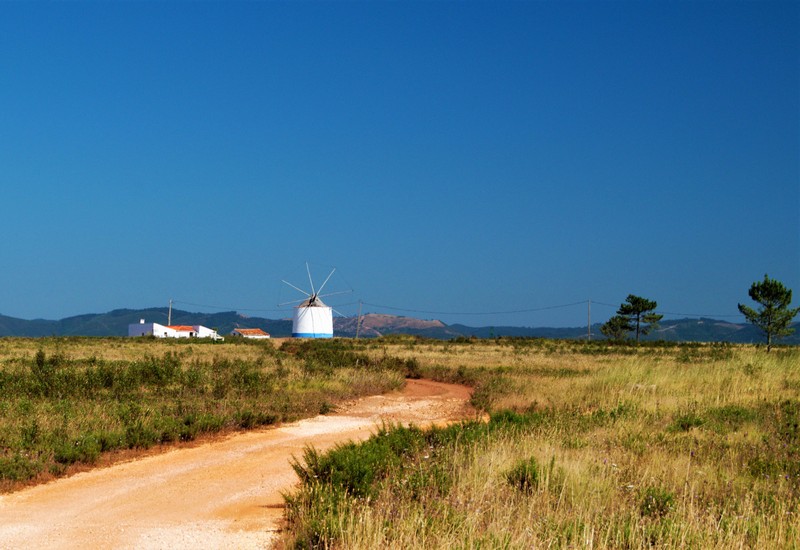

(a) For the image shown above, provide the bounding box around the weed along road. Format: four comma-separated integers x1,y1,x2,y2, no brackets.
0,379,472,549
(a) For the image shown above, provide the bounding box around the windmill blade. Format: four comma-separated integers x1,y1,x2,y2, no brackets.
306,262,316,296
278,297,309,307
282,279,311,297
331,307,346,317
317,289,353,299
316,267,336,295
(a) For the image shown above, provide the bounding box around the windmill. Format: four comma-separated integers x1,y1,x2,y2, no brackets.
281,263,349,338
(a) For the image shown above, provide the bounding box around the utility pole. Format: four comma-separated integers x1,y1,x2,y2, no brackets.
587,299,591,340
355,300,363,339
168,299,173,326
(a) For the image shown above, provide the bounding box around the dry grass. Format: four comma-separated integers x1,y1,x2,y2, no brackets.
281,339,800,549
0,336,271,363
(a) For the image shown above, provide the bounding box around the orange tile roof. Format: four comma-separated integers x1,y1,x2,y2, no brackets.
167,325,195,331
236,328,269,336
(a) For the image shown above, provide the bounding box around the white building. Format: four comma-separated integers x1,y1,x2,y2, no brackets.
128,319,223,340
128,321,175,338
293,301,333,338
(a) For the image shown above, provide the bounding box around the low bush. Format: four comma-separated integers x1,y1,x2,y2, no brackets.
670,410,704,432
285,422,465,548
506,456,541,493
640,486,675,518
0,338,405,487
292,424,427,500
0,453,43,482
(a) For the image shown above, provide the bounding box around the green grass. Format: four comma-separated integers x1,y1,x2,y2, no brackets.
0,338,404,490
279,340,800,549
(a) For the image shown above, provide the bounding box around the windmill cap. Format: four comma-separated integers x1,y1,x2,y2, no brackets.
299,296,327,307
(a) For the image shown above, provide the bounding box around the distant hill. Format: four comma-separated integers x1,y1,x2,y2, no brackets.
0,308,293,338
650,318,759,343
335,314,464,339
0,309,797,345
447,318,799,345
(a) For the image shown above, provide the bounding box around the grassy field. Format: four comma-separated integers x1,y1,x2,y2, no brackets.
0,337,408,491
2,336,798,547
280,337,800,549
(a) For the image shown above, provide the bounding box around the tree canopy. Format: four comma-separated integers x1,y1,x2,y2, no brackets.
602,294,663,344
600,314,631,342
738,274,799,351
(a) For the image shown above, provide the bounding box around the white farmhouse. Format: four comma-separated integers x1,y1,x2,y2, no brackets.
192,325,223,339
128,321,176,338
128,319,223,340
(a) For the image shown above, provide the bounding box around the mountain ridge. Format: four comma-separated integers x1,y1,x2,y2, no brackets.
0,309,797,344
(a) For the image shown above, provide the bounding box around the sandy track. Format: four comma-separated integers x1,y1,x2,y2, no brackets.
0,379,472,549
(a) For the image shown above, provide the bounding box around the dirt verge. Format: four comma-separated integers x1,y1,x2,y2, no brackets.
0,379,473,549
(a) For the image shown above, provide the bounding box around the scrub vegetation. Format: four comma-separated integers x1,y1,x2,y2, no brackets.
0,337,405,491
281,337,800,549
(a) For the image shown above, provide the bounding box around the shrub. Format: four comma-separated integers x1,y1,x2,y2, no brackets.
706,404,757,433
53,435,102,465
506,456,541,493
751,399,800,484
506,455,563,495
0,453,43,481
490,409,530,428
234,409,278,429
404,357,422,379
640,486,674,518
30,349,59,396
470,375,513,412
292,424,426,500
284,482,352,550
670,411,704,432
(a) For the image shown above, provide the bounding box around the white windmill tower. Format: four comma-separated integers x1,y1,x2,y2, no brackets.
281,263,348,338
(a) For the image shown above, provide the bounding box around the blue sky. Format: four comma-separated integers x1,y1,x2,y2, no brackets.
1,1,797,328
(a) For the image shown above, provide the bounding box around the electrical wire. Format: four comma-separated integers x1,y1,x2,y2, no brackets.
171,298,745,321
359,300,589,316
589,301,743,319
171,300,286,313
655,310,744,319
590,301,619,308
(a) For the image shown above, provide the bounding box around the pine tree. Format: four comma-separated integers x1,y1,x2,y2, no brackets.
617,294,663,344
738,274,800,352
600,315,632,342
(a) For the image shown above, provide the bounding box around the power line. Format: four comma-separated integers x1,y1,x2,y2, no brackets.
591,301,744,319
590,301,619,308
171,299,286,313
171,299,363,314
656,310,744,319
360,300,589,316
171,298,746,321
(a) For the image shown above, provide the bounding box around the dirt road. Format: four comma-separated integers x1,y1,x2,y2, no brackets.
0,379,472,549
